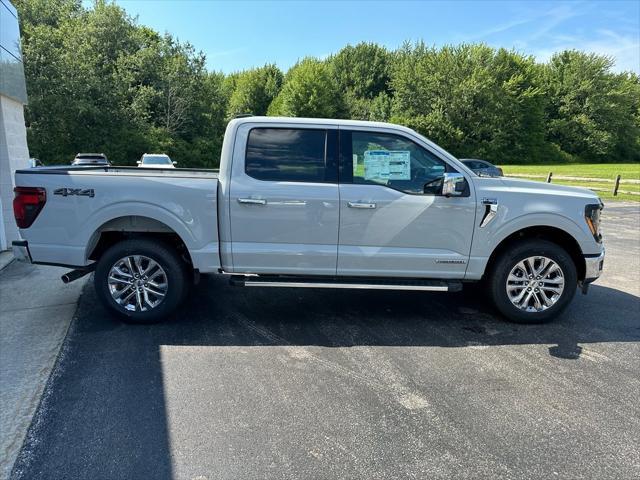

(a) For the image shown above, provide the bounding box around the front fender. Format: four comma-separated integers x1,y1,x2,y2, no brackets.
465,210,596,280
486,212,591,255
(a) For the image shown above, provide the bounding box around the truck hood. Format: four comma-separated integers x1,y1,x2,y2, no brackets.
495,177,600,201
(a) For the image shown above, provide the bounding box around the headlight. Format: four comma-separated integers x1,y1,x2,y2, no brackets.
585,202,603,243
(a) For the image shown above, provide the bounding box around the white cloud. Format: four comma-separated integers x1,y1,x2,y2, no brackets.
468,1,639,74
527,4,585,40
532,29,640,73
466,2,584,42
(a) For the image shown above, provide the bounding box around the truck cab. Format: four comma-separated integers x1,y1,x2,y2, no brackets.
12,117,605,324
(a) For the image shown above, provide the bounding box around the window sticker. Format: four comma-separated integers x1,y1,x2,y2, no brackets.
363,150,411,181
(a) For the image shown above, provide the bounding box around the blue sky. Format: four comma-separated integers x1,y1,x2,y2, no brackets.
107,0,639,74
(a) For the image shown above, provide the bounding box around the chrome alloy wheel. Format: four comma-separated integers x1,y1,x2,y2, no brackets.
506,256,565,312
107,255,168,312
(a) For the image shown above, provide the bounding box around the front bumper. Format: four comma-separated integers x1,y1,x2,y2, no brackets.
584,247,605,283
12,240,32,263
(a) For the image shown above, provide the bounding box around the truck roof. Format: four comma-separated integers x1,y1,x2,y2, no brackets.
228,116,458,165
230,116,417,134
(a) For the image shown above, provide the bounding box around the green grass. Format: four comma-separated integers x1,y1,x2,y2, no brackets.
501,163,640,180
500,163,640,202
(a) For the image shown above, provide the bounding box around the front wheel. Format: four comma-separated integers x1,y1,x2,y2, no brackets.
94,238,189,323
489,240,577,323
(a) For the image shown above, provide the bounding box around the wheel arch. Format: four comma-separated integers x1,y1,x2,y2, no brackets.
86,215,193,268
484,225,586,281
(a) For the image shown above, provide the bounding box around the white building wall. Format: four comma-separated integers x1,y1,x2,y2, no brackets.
1,0,29,251
0,94,29,249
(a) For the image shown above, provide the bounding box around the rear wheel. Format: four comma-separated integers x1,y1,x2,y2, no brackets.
94,238,189,323
489,240,577,323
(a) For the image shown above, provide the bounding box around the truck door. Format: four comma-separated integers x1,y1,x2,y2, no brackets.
229,124,339,275
337,129,476,278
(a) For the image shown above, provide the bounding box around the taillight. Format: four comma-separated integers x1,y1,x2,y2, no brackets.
13,187,46,228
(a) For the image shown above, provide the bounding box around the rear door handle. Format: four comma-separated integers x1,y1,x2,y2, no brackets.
237,198,267,205
348,201,376,209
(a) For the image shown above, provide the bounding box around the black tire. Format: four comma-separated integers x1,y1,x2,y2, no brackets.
94,238,189,324
488,239,577,324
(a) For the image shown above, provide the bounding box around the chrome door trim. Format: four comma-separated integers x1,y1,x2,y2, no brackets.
480,204,498,228
268,200,307,206
347,201,376,209
237,197,267,205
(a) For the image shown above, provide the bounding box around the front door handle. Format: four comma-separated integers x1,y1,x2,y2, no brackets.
348,201,376,209
238,198,267,205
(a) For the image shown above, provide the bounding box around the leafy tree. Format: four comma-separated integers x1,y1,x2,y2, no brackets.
268,58,343,118
390,42,548,164
227,64,283,117
327,42,391,119
368,92,393,122
543,51,640,162
16,0,142,162
15,0,220,166
13,0,81,39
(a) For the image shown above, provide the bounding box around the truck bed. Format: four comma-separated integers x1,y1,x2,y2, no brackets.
14,165,221,273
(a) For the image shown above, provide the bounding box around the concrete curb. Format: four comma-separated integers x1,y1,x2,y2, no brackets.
0,251,14,272
0,262,87,480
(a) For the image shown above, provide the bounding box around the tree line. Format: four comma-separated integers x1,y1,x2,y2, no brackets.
15,0,640,168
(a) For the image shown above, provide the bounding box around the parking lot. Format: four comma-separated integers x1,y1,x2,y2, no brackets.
9,203,640,480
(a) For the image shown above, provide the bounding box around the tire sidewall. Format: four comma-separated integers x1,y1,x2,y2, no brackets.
490,240,577,324
95,239,187,323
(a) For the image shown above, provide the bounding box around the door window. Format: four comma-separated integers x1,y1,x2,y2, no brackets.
342,131,449,195
245,128,331,182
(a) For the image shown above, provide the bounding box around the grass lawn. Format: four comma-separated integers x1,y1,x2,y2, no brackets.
500,163,640,202
501,163,640,180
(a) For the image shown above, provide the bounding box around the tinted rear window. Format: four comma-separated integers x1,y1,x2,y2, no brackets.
245,128,327,182
143,156,172,165
75,158,108,164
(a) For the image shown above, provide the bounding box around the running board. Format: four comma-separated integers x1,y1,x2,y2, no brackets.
229,275,462,292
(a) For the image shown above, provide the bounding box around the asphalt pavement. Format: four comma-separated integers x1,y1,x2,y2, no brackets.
9,203,640,480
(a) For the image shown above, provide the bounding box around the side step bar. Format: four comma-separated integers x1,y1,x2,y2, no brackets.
229,275,462,292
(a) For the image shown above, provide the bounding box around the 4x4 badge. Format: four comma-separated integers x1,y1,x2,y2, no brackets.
54,188,95,198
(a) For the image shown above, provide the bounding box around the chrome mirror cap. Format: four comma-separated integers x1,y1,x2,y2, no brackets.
442,172,466,197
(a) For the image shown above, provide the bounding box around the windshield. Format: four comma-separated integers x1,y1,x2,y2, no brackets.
142,155,172,165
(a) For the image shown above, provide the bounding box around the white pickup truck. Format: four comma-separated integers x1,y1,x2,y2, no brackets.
12,117,605,324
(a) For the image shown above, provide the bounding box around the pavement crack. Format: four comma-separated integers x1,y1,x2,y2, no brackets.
0,302,78,314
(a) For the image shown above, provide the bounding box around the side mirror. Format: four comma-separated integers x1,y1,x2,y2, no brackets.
172,161,177,166
442,172,467,197
136,161,141,165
